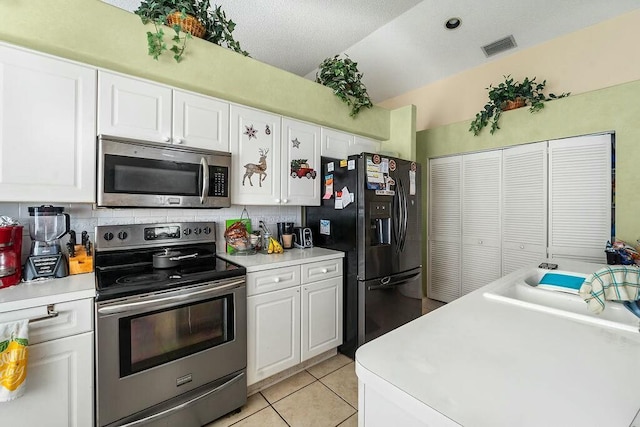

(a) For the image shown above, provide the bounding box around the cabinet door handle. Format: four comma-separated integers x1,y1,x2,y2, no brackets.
274,277,280,283
321,268,328,274
29,304,59,323
175,138,184,144
520,244,525,249
275,199,281,203
163,136,171,142
282,199,288,204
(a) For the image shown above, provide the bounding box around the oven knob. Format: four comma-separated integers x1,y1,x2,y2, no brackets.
118,231,128,240
203,226,211,234
183,228,192,236
104,232,114,241
193,227,202,235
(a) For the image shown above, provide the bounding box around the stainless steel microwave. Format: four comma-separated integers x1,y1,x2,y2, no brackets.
97,135,231,208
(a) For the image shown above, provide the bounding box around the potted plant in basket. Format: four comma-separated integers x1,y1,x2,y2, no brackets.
135,0,248,63
469,75,570,135
316,54,373,118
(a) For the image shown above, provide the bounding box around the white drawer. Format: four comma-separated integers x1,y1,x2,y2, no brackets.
247,266,301,296
0,298,93,345
301,258,343,284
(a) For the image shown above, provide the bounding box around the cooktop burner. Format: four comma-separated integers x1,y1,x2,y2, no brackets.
116,271,176,285
94,222,246,301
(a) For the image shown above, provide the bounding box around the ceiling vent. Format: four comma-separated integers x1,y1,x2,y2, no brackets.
481,35,517,57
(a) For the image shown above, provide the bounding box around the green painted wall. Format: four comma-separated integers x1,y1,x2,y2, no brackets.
0,0,411,144
417,79,640,290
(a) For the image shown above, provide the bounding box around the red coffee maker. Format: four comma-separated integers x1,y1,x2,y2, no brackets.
0,225,23,289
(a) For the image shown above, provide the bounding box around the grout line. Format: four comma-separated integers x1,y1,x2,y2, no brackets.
317,378,359,412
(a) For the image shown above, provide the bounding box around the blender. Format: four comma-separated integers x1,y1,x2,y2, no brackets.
0,218,23,289
23,205,70,281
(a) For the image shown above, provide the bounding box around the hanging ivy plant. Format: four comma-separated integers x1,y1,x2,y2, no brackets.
135,0,248,63
316,54,373,118
469,75,570,135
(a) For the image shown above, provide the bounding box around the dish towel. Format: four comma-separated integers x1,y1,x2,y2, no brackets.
579,265,640,314
0,319,29,402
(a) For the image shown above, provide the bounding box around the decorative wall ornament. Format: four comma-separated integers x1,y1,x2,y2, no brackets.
290,159,317,179
265,125,271,135
291,138,301,148
244,124,258,140
242,148,268,187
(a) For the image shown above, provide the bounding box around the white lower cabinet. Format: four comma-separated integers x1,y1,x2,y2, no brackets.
301,277,342,361
2,332,94,426
0,298,94,426
246,258,343,386
247,286,301,384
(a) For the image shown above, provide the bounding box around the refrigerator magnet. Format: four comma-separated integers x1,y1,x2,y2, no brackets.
348,159,356,170
320,220,330,235
327,162,334,172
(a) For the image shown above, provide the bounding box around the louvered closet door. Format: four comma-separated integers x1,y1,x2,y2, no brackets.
549,134,612,263
502,142,548,275
461,151,502,295
428,156,461,302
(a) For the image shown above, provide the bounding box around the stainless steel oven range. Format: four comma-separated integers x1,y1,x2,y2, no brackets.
94,222,247,427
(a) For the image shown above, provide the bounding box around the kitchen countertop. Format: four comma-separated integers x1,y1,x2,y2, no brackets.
0,273,96,313
355,261,640,427
217,247,344,272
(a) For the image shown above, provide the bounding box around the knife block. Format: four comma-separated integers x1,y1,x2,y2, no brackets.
68,245,93,274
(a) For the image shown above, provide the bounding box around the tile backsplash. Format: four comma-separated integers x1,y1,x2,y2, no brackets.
0,202,301,262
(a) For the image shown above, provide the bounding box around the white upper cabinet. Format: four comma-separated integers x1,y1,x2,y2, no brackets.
281,118,321,206
548,134,612,263
350,135,381,155
98,71,172,143
230,105,282,205
172,90,229,151
0,44,97,202
502,142,548,275
98,71,230,151
320,127,353,159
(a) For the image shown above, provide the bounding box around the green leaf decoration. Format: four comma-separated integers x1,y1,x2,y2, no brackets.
134,0,250,63
315,54,373,118
0,340,8,353
469,75,570,136
14,338,28,347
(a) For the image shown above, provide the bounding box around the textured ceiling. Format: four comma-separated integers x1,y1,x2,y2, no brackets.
103,0,640,102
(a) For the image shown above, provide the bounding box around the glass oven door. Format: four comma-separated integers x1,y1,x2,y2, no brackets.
119,294,234,377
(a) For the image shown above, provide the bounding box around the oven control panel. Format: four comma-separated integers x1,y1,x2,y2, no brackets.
95,222,216,250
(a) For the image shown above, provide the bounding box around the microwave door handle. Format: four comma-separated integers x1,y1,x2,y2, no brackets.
200,157,210,204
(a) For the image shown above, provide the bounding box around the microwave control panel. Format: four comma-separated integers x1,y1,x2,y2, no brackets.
210,166,229,197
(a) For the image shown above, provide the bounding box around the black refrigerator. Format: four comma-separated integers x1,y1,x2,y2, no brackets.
305,153,422,358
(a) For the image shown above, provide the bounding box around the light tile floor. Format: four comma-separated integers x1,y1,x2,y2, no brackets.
207,297,446,427
207,354,356,427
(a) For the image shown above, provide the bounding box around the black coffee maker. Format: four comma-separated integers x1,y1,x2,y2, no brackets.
276,222,294,249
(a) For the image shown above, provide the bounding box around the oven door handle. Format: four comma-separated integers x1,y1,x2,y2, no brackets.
200,157,210,204
118,371,245,427
97,279,245,315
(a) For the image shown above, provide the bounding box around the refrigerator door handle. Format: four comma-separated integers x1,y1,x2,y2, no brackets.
397,177,409,252
366,270,421,291
392,183,402,251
